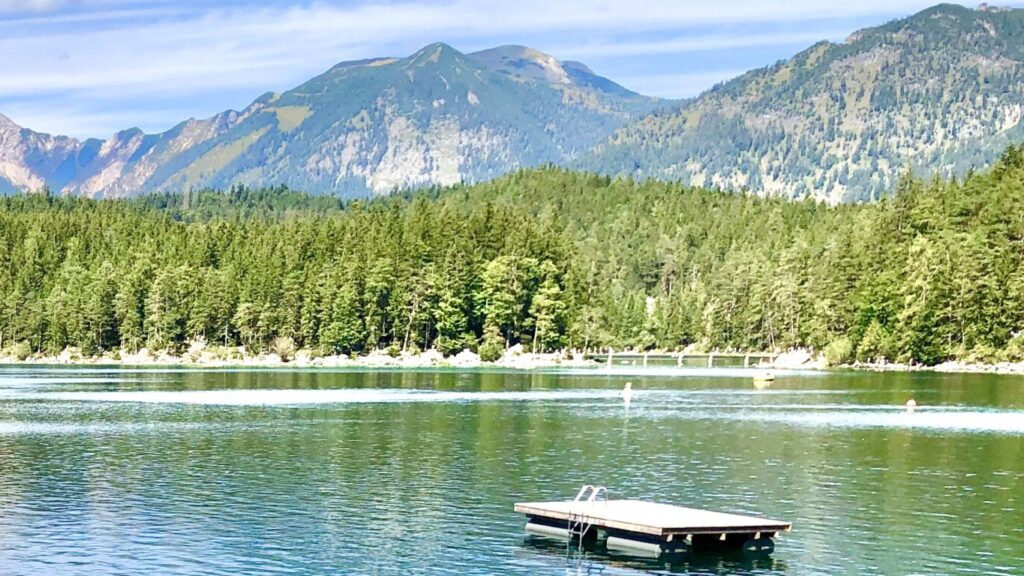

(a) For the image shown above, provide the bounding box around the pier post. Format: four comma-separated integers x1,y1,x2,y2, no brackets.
707,354,714,368
677,354,683,367
607,349,613,368
643,352,648,367
744,354,750,368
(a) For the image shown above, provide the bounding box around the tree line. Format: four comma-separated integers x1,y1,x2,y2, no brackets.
2,145,1023,364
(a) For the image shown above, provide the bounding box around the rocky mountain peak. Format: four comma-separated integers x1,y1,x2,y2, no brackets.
406,42,466,66
468,45,571,85
0,42,658,198
0,113,18,130
976,3,1013,13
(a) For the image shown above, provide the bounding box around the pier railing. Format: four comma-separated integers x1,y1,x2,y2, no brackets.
585,351,778,368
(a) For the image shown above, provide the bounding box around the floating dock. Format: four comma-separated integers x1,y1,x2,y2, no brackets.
515,486,791,557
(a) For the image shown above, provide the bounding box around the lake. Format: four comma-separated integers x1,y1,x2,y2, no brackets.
0,365,1022,575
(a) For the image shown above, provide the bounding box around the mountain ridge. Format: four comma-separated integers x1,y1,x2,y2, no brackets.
5,4,1024,202
0,42,660,198
581,3,1024,202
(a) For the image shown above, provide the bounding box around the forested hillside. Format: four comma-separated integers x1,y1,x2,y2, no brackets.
583,4,1024,202
2,145,1023,365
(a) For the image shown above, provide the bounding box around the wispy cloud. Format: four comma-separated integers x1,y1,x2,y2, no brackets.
618,70,751,98
1,102,187,139
0,0,1001,138
550,30,852,59
0,0,66,12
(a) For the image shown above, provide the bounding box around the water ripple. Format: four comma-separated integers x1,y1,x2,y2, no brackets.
0,368,1021,575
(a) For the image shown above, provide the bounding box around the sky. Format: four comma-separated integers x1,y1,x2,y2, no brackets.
0,0,1018,139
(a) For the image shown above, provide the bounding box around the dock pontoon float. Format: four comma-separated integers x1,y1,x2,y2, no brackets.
515,485,791,557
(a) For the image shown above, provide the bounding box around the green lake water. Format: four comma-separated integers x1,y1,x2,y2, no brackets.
0,365,1021,575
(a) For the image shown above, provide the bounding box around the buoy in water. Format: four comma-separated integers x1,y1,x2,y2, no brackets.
753,371,775,389
905,398,917,413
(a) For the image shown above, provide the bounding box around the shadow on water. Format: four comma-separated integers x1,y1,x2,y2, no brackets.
519,536,786,575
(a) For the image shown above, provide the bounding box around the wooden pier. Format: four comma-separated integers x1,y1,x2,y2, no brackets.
515,487,791,557
588,351,778,368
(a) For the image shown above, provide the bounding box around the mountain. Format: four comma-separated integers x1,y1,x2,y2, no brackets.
582,3,1024,202
10,5,1024,203
0,43,660,198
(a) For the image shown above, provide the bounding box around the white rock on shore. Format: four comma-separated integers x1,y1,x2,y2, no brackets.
13,343,1024,374
449,349,482,367
0,342,602,370
932,360,1024,375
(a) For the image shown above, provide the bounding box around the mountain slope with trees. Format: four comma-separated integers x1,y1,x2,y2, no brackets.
5,5,1024,203
583,3,1024,202
0,44,659,199
2,145,1024,365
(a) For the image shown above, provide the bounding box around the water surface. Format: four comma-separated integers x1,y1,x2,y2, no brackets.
1,366,1021,575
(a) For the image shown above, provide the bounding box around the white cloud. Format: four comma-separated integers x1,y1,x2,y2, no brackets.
1,102,190,138
0,0,66,12
0,0,153,15
0,5,182,26
550,30,854,59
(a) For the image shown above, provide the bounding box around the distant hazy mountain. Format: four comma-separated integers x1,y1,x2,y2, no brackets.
582,3,1024,202
0,43,660,198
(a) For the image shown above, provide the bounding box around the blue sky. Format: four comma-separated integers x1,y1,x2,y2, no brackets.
0,0,1016,139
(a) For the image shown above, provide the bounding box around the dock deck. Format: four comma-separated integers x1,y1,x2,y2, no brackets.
515,497,791,556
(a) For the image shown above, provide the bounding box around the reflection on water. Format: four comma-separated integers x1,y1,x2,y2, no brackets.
9,385,1024,435
518,535,787,575
0,365,1022,575
711,406,1024,433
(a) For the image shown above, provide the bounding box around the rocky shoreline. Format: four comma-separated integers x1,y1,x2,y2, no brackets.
848,359,1024,375
0,343,596,371
4,343,1024,375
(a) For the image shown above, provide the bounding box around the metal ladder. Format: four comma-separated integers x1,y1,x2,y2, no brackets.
567,484,607,551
